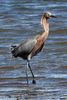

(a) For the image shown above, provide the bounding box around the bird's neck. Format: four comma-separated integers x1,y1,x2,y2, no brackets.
41,18,49,40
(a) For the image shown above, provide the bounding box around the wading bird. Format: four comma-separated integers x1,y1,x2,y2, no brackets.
11,12,56,84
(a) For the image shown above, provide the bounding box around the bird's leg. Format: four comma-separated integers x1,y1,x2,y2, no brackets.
26,62,29,85
27,60,36,84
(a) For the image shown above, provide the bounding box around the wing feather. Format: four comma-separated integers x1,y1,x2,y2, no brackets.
12,39,37,58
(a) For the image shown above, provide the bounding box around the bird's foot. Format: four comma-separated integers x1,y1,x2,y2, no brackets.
32,79,36,84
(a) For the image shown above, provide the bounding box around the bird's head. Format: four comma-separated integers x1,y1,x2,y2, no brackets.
41,12,56,32
42,12,56,19
41,11,56,26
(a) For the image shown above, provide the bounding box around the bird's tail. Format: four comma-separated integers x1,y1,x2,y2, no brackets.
11,45,17,57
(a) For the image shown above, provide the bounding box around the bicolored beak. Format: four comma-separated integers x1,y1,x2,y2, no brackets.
50,15,57,18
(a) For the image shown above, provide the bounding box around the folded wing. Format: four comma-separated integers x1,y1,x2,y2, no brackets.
11,39,37,59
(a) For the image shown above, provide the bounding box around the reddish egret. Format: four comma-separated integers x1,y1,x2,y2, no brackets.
11,12,56,84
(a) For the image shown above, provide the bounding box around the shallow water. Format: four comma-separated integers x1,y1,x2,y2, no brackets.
0,0,67,99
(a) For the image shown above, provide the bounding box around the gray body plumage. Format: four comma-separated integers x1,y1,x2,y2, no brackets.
11,38,37,60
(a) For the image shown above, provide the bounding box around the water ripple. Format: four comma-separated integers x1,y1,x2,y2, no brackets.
0,0,67,99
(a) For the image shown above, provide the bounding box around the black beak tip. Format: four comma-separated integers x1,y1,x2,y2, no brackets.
51,15,57,18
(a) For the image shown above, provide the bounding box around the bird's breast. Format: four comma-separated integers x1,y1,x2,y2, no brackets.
29,37,44,58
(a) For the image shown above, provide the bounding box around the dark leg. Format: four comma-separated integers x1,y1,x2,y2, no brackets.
27,60,36,84
26,62,29,85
